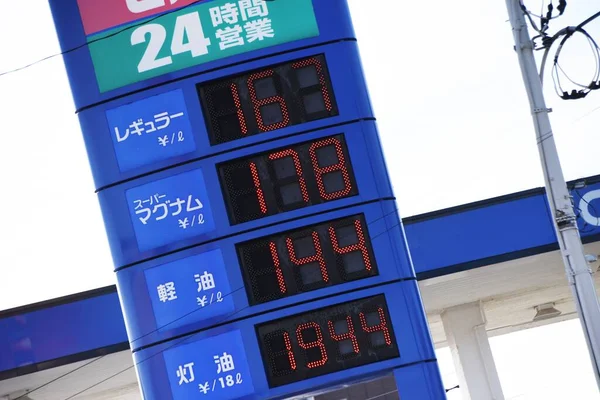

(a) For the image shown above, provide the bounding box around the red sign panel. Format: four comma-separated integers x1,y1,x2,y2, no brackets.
76,0,200,35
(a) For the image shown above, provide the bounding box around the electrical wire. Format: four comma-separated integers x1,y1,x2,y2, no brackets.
570,104,600,124
11,357,105,400
8,1,585,397
522,3,600,100
66,381,458,400
362,390,401,400
13,284,243,400
550,26,600,100
59,209,414,400
122,205,404,347
48,183,599,398
1,8,418,389
331,383,459,400
127,204,405,343
62,294,260,400
15,204,408,399
0,0,208,79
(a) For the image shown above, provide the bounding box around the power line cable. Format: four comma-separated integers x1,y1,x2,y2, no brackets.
570,104,600,124
66,379,458,400
61,213,410,400
16,104,598,397
124,204,404,344
550,26,600,100
0,0,207,79
11,357,105,400
12,283,244,400
63,296,257,400
318,382,459,400
16,204,406,399
62,212,433,399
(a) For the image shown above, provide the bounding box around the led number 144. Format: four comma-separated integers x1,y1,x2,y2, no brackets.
131,11,211,73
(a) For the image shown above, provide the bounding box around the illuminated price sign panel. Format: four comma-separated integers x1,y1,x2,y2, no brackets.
238,214,378,305
257,295,398,388
219,134,357,225
198,54,338,144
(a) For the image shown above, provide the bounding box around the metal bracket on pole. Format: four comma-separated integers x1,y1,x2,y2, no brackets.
555,212,576,229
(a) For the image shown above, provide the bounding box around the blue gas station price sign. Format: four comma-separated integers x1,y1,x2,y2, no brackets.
125,168,215,251
144,249,235,331
163,329,255,399
48,0,446,397
106,89,196,172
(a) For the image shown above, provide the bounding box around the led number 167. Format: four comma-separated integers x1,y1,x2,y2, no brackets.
131,11,211,73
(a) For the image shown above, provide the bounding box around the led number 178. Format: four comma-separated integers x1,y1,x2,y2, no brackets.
131,11,211,73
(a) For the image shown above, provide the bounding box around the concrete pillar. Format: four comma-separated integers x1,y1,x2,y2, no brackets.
440,301,504,400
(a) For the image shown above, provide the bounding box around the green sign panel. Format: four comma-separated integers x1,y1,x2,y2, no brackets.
88,0,320,93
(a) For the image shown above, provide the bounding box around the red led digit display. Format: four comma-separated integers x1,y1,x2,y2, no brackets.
256,295,399,388
237,215,378,305
198,54,339,145
296,322,328,368
328,316,360,357
218,134,358,225
360,307,393,347
310,137,353,200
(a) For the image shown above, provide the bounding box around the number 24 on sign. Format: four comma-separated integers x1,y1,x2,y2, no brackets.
131,12,210,73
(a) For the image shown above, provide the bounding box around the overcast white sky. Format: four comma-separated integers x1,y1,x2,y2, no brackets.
0,0,600,399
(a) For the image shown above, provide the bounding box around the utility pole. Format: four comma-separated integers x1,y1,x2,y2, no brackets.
505,0,600,390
